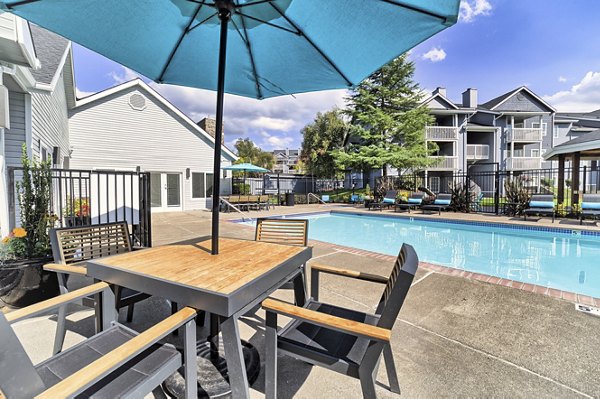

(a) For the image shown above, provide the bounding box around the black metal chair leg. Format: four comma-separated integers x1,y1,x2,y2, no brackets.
383,344,401,394
126,303,135,323
172,301,179,336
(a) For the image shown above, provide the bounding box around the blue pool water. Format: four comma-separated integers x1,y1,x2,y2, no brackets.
244,212,600,297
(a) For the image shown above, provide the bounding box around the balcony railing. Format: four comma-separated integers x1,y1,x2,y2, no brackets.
425,126,458,140
506,157,542,170
466,144,489,160
428,156,459,170
506,127,542,142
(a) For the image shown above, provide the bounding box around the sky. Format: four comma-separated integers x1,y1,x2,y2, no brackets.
72,0,600,153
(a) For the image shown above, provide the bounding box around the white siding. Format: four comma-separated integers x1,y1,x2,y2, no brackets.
69,86,231,211
30,69,70,164
5,91,26,167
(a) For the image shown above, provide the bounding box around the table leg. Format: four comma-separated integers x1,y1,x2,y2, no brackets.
292,270,306,307
221,316,250,399
209,313,220,361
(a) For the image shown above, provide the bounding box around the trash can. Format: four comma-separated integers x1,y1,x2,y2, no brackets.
285,192,295,206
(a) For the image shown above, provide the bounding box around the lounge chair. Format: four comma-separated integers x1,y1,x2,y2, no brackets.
580,194,600,225
350,194,363,204
395,192,425,213
422,193,452,215
321,194,330,203
262,243,419,399
0,283,198,399
523,194,555,223
368,190,398,211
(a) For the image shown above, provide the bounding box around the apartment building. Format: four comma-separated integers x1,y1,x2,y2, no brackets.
272,148,301,174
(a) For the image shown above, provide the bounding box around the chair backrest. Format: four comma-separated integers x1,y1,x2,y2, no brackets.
384,190,398,200
582,194,600,203
255,218,308,246
436,193,452,201
259,195,269,202
0,313,46,398
529,194,554,207
376,244,419,330
248,195,259,202
229,196,240,204
239,195,250,202
409,192,425,200
50,222,132,265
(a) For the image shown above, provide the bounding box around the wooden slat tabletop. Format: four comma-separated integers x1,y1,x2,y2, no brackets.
91,238,307,295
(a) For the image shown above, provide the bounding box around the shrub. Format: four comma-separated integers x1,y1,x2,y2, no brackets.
448,182,476,213
504,177,530,216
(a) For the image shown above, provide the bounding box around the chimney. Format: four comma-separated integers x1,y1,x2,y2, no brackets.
432,87,447,97
198,117,224,144
462,88,478,108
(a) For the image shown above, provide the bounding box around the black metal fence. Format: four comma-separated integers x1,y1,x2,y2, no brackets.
8,167,152,247
232,174,345,197
376,166,600,215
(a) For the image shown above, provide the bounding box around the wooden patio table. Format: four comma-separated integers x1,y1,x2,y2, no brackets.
86,237,312,399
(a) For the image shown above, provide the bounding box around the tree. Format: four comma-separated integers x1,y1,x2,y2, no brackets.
333,54,435,177
233,138,275,175
300,109,347,178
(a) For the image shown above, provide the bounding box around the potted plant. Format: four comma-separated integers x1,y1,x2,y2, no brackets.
0,145,59,308
64,197,91,227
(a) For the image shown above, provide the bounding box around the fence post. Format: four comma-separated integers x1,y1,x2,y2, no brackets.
276,173,280,205
465,173,470,212
583,165,587,195
494,170,500,215
7,167,16,230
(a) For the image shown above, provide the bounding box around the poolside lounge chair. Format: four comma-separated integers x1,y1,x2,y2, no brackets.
321,194,330,203
350,194,363,204
395,192,425,213
262,243,419,399
0,283,198,399
368,190,398,211
422,193,452,215
580,194,600,225
523,194,555,223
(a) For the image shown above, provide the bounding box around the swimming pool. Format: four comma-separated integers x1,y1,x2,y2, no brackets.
242,212,600,297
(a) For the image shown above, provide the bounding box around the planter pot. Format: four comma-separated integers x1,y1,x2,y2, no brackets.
0,256,59,308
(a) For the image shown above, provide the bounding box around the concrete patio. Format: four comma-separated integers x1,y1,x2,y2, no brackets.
6,204,600,398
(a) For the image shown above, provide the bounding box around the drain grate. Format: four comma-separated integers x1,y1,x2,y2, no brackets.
575,303,600,317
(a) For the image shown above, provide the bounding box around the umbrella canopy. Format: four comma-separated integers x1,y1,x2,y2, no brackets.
222,163,270,173
2,0,460,254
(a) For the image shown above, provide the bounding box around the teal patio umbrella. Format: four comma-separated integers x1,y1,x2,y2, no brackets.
1,0,460,254
222,163,269,193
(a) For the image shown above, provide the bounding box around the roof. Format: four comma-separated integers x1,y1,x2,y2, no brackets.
74,79,237,161
422,92,459,110
544,130,600,160
29,24,69,86
480,86,556,113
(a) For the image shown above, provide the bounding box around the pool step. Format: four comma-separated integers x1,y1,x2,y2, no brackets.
575,303,600,318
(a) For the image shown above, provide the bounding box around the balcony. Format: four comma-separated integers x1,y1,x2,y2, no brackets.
426,126,458,141
506,127,542,142
506,157,542,170
428,156,459,170
466,144,489,160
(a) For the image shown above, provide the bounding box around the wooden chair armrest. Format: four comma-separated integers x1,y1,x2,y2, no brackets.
310,263,388,284
5,282,109,324
35,307,197,399
262,298,390,342
43,263,86,276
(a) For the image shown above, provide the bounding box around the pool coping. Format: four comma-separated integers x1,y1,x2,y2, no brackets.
231,210,600,306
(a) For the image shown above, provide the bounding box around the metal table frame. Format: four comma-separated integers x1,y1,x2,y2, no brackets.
86,239,312,399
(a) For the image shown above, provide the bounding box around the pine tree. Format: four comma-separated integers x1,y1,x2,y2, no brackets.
333,54,435,177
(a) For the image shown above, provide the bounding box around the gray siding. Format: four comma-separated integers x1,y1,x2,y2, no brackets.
68,86,232,211
493,91,549,113
5,91,26,167
31,69,69,164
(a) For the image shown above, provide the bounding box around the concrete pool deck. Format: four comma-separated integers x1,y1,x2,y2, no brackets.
5,204,600,398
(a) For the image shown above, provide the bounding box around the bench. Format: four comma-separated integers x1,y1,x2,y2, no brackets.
44,222,151,354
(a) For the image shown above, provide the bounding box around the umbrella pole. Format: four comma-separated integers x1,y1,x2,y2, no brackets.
211,3,232,255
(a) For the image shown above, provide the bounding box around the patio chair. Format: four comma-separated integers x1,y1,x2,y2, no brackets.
421,193,452,215
256,218,309,305
580,194,600,225
259,194,270,210
0,282,198,399
395,192,425,213
321,195,330,203
44,222,151,353
368,190,398,211
523,194,555,223
247,195,261,210
262,243,418,399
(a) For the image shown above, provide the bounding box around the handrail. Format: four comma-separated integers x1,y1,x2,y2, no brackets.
308,193,326,204
219,197,250,221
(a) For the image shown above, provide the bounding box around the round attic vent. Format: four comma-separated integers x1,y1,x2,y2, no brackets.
516,93,525,101
129,93,146,110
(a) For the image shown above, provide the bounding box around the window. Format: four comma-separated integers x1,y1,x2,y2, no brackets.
532,122,547,136
206,173,214,197
192,172,205,198
553,126,560,138
429,176,440,193
531,149,540,157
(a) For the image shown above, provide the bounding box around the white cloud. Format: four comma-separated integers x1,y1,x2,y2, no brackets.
543,71,600,112
258,131,294,150
459,0,492,23
107,67,139,84
558,76,567,83
422,47,447,63
249,117,296,132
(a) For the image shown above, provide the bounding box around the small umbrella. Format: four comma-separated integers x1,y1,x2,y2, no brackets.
223,163,269,193
1,1,460,254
